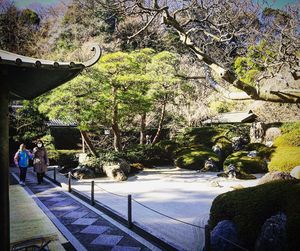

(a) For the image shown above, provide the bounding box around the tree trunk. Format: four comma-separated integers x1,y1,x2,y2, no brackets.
80,131,97,156
162,12,300,103
112,86,122,151
152,97,167,145
139,112,146,145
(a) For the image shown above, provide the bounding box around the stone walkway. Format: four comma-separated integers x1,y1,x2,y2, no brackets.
10,167,158,251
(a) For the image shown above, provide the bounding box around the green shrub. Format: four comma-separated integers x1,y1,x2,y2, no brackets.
223,151,267,174
175,125,250,149
269,146,300,172
156,140,178,157
174,145,219,170
209,180,300,250
48,150,80,168
175,127,223,147
125,144,172,166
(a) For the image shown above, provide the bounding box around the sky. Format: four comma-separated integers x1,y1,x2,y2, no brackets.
14,0,298,9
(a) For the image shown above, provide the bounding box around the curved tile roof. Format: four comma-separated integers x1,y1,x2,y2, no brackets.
0,45,101,100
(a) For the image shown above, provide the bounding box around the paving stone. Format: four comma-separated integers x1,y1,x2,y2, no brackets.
81,225,110,235
10,168,149,251
112,246,141,251
72,218,98,225
63,211,89,219
50,204,80,212
91,234,123,246
84,211,99,218
51,199,75,207
46,197,67,203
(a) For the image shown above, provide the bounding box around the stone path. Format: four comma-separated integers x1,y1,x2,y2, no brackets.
10,167,157,251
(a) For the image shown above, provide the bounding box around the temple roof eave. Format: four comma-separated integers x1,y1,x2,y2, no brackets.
0,45,101,100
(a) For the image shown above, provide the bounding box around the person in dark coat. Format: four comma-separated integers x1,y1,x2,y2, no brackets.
33,140,49,184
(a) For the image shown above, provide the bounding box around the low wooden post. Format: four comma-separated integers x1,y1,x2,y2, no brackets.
128,195,132,229
91,181,95,206
204,224,211,251
53,166,56,181
68,172,72,192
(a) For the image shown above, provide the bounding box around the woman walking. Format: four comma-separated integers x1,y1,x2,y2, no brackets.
14,144,32,185
33,140,49,184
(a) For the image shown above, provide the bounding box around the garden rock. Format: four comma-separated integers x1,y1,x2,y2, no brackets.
258,171,295,185
290,166,300,179
78,153,89,164
211,220,241,251
264,127,281,143
72,166,95,179
250,122,265,143
103,159,130,181
255,213,287,251
247,150,258,157
201,158,219,172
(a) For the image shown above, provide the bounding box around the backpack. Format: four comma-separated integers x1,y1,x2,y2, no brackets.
18,151,29,167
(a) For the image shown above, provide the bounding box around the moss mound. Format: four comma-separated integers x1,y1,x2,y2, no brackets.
269,122,300,172
174,145,219,170
175,127,224,147
209,180,300,250
245,143,274,158
224,151,267,174
269,146,300,172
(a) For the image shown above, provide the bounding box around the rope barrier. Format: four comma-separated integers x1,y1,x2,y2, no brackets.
132,198,205,229
94,183,127,198
216,235,249,251
55,170,249,250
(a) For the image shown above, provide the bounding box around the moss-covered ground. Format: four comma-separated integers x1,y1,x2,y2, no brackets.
209,179,300,250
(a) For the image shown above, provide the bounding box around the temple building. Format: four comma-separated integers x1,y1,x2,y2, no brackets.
0,45,101,250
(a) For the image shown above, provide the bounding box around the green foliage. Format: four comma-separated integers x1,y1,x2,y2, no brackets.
209,100,235,113
156,140,179,158
245,143,274,158
125,144,172,166
274,122,300,147
175,125,249,148
234,40,274,86
10,100,48,143
48,150,80,168
174,145,219,170
0,2,41,55
223,151,268,174
269,122,300,172
269,147,300,172
210,180,300,250
175,127,223,147
40,134,56,151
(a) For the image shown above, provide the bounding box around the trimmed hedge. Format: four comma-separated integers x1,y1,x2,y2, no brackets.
174,145,219,170
223,151,268,174
209,180,300,250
